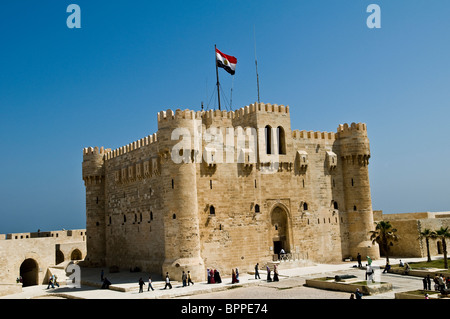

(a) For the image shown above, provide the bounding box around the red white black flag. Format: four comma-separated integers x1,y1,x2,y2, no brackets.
216,48,237,75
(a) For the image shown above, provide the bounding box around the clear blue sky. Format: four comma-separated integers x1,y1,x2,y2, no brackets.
1,0,449,234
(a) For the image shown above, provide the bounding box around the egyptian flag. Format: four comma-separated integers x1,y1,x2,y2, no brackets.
216,48,237,75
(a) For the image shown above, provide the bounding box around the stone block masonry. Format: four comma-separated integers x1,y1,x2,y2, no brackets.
82,102,379,282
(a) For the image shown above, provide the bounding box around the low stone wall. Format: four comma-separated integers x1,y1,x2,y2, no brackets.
305,278,392,295
387,268,450,278
395,290,444,299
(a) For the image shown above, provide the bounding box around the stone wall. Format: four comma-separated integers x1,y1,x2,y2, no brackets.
0,229,86,296
374,211,450,258
82,102,379,281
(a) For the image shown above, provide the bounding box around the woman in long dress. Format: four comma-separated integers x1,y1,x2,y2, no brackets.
273,265,279,282
210,269,216,283
266,265,272,282
214,269,222,283
232,268,237,283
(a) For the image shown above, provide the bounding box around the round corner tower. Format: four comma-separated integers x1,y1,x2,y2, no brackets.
157,109,205,282
82,146,106,267
337,123,379,260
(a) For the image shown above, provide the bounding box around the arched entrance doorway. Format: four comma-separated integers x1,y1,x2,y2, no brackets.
270,205,291,259
20,258,39,287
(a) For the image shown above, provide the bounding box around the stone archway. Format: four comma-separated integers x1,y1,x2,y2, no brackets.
20,258,39,287
71,249,83,261
270,205,291,258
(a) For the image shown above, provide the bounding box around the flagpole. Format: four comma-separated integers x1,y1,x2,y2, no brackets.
254,25,260,103
215,44,222,111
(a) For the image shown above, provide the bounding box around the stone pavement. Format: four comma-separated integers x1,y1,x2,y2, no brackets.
0,257,438,299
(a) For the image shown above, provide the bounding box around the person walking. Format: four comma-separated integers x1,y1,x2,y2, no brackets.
147,276,154,291
187,271,194,286
138,277,145,293
101,269,104,282
164,272,172,289
426,274,432,290
182,271,187,287
357,253,362,268
53,275,59,288
235,268,240,283
255,263,261,279
273,265,279,282
232,268,237,284
46,276,55,289
266,265,272,282
214,269,222,283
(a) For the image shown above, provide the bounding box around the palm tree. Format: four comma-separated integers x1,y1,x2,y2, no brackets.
369,221,398,263
435,226,450,269
418,228,436,263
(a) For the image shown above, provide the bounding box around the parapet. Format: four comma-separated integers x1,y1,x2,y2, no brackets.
83,146,107,157
105,133,158,161
156,102,289,123
292,130,336,141
336,123,368,138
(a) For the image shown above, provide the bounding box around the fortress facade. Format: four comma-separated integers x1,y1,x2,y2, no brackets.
82,102,379,281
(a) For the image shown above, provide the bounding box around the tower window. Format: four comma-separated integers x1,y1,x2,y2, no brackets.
265,125,272,154
210,205,215,215
255,204,260,213
172,179,174,189
351,178,354,186
353,205,357,211
172,214,176,219
210,180,212,189
303,202,308,211
277,126,286,155
333,201,338,210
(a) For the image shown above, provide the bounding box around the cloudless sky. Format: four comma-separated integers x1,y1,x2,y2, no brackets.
1,0,449,234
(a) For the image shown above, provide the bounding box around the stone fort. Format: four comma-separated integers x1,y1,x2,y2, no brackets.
82,102,380,281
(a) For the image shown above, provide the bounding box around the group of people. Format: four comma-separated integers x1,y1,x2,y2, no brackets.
207,268,222,284
257,263,279,282
422,273,450,292
46,274,60,289
100,263,284,293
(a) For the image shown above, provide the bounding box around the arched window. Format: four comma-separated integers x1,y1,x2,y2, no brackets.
353,205,357,211
255,204,260,213
277,126,286,155
333,201,339,210
303,202,308,211
210,205,215,215
265,125,272,154
172,214,177,219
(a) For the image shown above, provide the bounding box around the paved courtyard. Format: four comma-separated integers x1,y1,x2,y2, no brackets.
1,257,436,300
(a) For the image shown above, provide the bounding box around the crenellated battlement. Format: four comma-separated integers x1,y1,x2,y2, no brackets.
336,122,367,138
156,102,290,124
83,146,108,157
104,133,158,161
292,129,336,141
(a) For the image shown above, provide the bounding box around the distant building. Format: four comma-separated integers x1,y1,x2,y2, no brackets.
82,102,380,282
374,210,450,258
0,229,86,296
